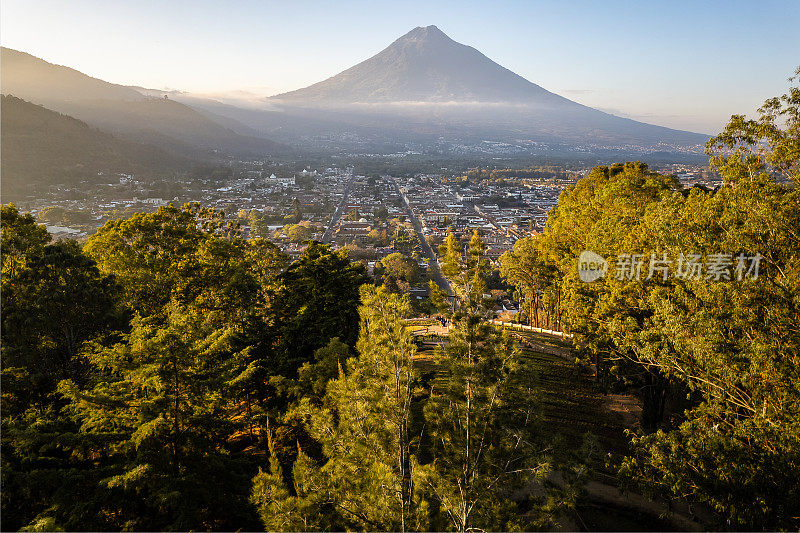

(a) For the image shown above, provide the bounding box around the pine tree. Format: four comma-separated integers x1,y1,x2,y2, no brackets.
424,230,551,531
10,205,283,530
251,285,429,531
438,232,463,287
58,302,260,530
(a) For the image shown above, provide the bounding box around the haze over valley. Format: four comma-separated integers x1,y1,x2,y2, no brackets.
2,24,710,200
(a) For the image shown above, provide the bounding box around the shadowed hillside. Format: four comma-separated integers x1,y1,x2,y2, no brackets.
1,95,188,199
1,47,293,158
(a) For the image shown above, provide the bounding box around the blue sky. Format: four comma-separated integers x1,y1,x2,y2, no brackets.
2,0,798,133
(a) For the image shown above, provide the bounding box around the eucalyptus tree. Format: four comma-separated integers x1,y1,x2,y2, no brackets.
621,69,800,529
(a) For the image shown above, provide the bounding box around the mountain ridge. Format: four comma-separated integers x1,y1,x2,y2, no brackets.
1,47,293,158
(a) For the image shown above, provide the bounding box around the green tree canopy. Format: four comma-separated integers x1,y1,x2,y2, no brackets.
269,242,368,373
252,285,428,531
619,72,800,529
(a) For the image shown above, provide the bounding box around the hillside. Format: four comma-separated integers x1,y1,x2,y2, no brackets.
1,95,188,199
0,47,145,103
49,96,294,158
1,47,293,158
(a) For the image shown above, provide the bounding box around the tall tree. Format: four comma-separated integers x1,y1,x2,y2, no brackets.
1,205,127,531
2,240,126,391
499,236,561,328
621,70,800,529
533,162,679,422
3,204,288,531
425,231,551,531
58,303,261,531
252,286,428,531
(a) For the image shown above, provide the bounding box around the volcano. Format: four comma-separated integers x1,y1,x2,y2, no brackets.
263,25,707,150
273,25,572,105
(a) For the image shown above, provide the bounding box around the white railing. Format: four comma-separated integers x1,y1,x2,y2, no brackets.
487,319,573,339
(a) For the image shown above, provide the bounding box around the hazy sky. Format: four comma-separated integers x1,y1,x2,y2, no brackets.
2,0,799,133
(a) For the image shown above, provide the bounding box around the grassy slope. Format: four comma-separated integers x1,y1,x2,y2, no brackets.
414,327,701,531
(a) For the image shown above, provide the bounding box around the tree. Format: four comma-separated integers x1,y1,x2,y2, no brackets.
251,435,338,531
2,241,126,392
620,70,800,529
465,229,488,302
374,205,389,221
296,337,351,401
379,252,419,293
269,242,368,373
1,204,288,531
1,203,50,280
367,228,388,246
499,237,560,328
1,206,125,408
1,207,128,531
84,203,230,317
292,197,303,222
422,316,549,531
392,227,417,254
706,65,800,186
533,162,679,422
252,286,428,531
438,232,463,286
284,221,314,243
58,303,261,531
426,230,552,531
438,230,489,305
248,209,271,239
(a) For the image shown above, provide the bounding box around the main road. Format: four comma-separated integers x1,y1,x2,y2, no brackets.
388,176,455,298
321,171,357,243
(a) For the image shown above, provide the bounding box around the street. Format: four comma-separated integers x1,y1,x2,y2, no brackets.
388,175,455,298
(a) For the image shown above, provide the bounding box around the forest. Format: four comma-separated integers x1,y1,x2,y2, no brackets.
1,74,799,532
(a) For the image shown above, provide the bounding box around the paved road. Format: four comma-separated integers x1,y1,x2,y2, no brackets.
473,204,501,231
388,176,455,298
321,172,357,243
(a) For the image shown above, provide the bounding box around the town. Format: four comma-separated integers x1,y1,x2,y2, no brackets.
11,158,719,321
